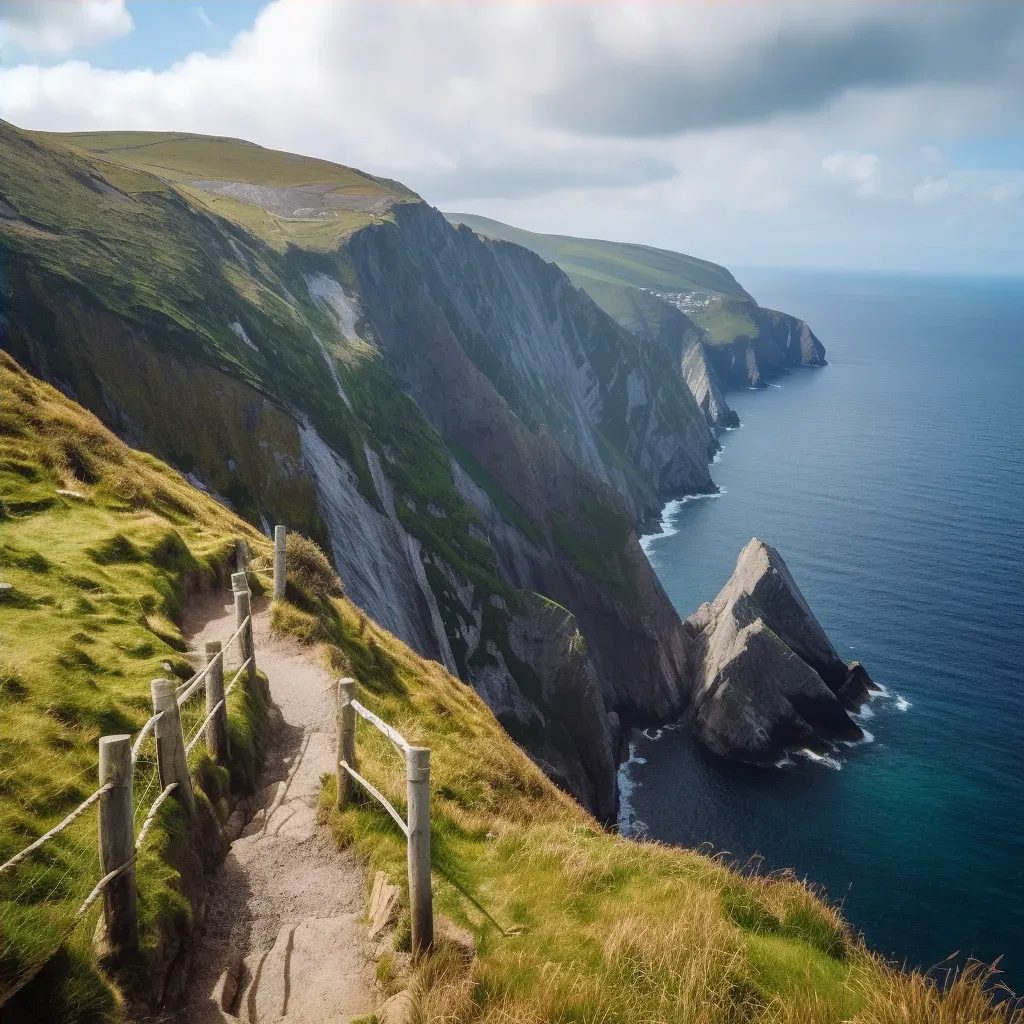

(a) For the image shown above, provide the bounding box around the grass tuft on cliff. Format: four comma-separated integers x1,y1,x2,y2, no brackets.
0,352,271,1019
267,553,1019,1023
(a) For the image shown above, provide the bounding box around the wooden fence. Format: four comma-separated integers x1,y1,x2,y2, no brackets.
336,679,434,955
1,523,435,994
0,558,260,995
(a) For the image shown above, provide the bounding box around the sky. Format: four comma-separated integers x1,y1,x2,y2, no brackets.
1,0,1023,275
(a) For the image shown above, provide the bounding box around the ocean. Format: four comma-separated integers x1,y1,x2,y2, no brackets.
627,269,1024,988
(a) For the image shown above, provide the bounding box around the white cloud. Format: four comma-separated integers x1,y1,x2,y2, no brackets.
912,177,953,205
986,181,1023,203
195,6,213,30
0,0,132,55
823,150,881,196
0,1,1021,273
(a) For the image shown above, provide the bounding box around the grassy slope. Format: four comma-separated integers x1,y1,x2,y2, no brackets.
444,213,753,300
0,353,272,1019
270,544,1018,1024
48,130,419,253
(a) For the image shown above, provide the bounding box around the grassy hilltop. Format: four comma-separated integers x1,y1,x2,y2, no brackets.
444,212,774,350
1,352,1017,1022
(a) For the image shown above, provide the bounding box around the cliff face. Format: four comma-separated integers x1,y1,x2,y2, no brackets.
681,338,740,430
0,123,707,820
703,306,827,389
440,212,828,424
348,204,716,523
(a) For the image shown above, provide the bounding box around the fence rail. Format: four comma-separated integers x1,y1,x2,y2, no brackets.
336,679,434,955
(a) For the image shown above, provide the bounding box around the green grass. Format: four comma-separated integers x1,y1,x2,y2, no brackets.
260,565,1021,1024
445,213,754,300
39,130,419,253
0,353,273,1019
693,297,762,346
48,130,417,195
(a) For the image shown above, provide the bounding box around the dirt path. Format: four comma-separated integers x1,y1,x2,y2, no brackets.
176,591,375,1024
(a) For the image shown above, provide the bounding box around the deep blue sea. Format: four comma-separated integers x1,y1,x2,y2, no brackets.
628,269,1024,988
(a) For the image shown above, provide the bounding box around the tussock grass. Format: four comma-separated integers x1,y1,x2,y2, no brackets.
0,352,271,1020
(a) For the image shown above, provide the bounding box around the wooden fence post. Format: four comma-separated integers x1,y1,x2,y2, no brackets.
235,538,248,575
151,679,195,815
273,525,287,600
204,641,230,762
232,572,261,698
406,745,433,957
336,678,356,810
98,734,138,955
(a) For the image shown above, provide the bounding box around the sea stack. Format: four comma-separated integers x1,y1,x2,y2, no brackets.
685,538,877,763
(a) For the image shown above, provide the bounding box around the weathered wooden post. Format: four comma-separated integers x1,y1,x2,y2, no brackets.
151,679,195,815
232,571,261,697
336,678,356,810
235,538,248,575
273,525,287,600
406,745,433,956
204,641,230,762
97,734,138,955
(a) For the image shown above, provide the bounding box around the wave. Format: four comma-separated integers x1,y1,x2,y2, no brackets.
640,490,726,552
895,695,912,711
795,748,843,770
843,727,875,747
768,383,783,388
617,739,648,836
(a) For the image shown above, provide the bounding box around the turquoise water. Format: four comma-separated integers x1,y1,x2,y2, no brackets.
628,270,1024,986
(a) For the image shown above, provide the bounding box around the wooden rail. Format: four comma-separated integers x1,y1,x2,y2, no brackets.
336,678,433,956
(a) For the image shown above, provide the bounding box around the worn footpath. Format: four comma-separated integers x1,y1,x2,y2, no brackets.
174,592,375,1023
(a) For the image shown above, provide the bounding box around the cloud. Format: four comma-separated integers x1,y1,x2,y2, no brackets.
987,181,1023,203
0,0,132,55
195,6,213,30
538,3,1024,138
823,150,881,197
0,1,1021,272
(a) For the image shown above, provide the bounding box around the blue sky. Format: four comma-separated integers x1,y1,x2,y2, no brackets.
1,2,264,69
2,0,1022,275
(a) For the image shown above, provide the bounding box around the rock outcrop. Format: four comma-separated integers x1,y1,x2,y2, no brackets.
685,538,875,763
681,337,740,429
704,308,827,390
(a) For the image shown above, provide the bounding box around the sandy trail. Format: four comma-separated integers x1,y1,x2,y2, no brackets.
175,591,375,1024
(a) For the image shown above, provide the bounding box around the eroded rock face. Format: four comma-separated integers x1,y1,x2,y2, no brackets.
685,538,875,763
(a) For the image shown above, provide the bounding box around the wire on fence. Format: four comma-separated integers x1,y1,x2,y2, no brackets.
0,783,112,876
131,712,163,763
185,701,224,755
224,657,251,698
135,783,179,852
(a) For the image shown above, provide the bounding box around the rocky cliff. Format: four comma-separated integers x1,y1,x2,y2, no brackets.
441,212,828,421
685,538,875,763
0,123,716,820
701,304,827,390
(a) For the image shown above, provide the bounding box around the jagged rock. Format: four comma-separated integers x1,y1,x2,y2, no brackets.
681,338,739,429
685,538,875,763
